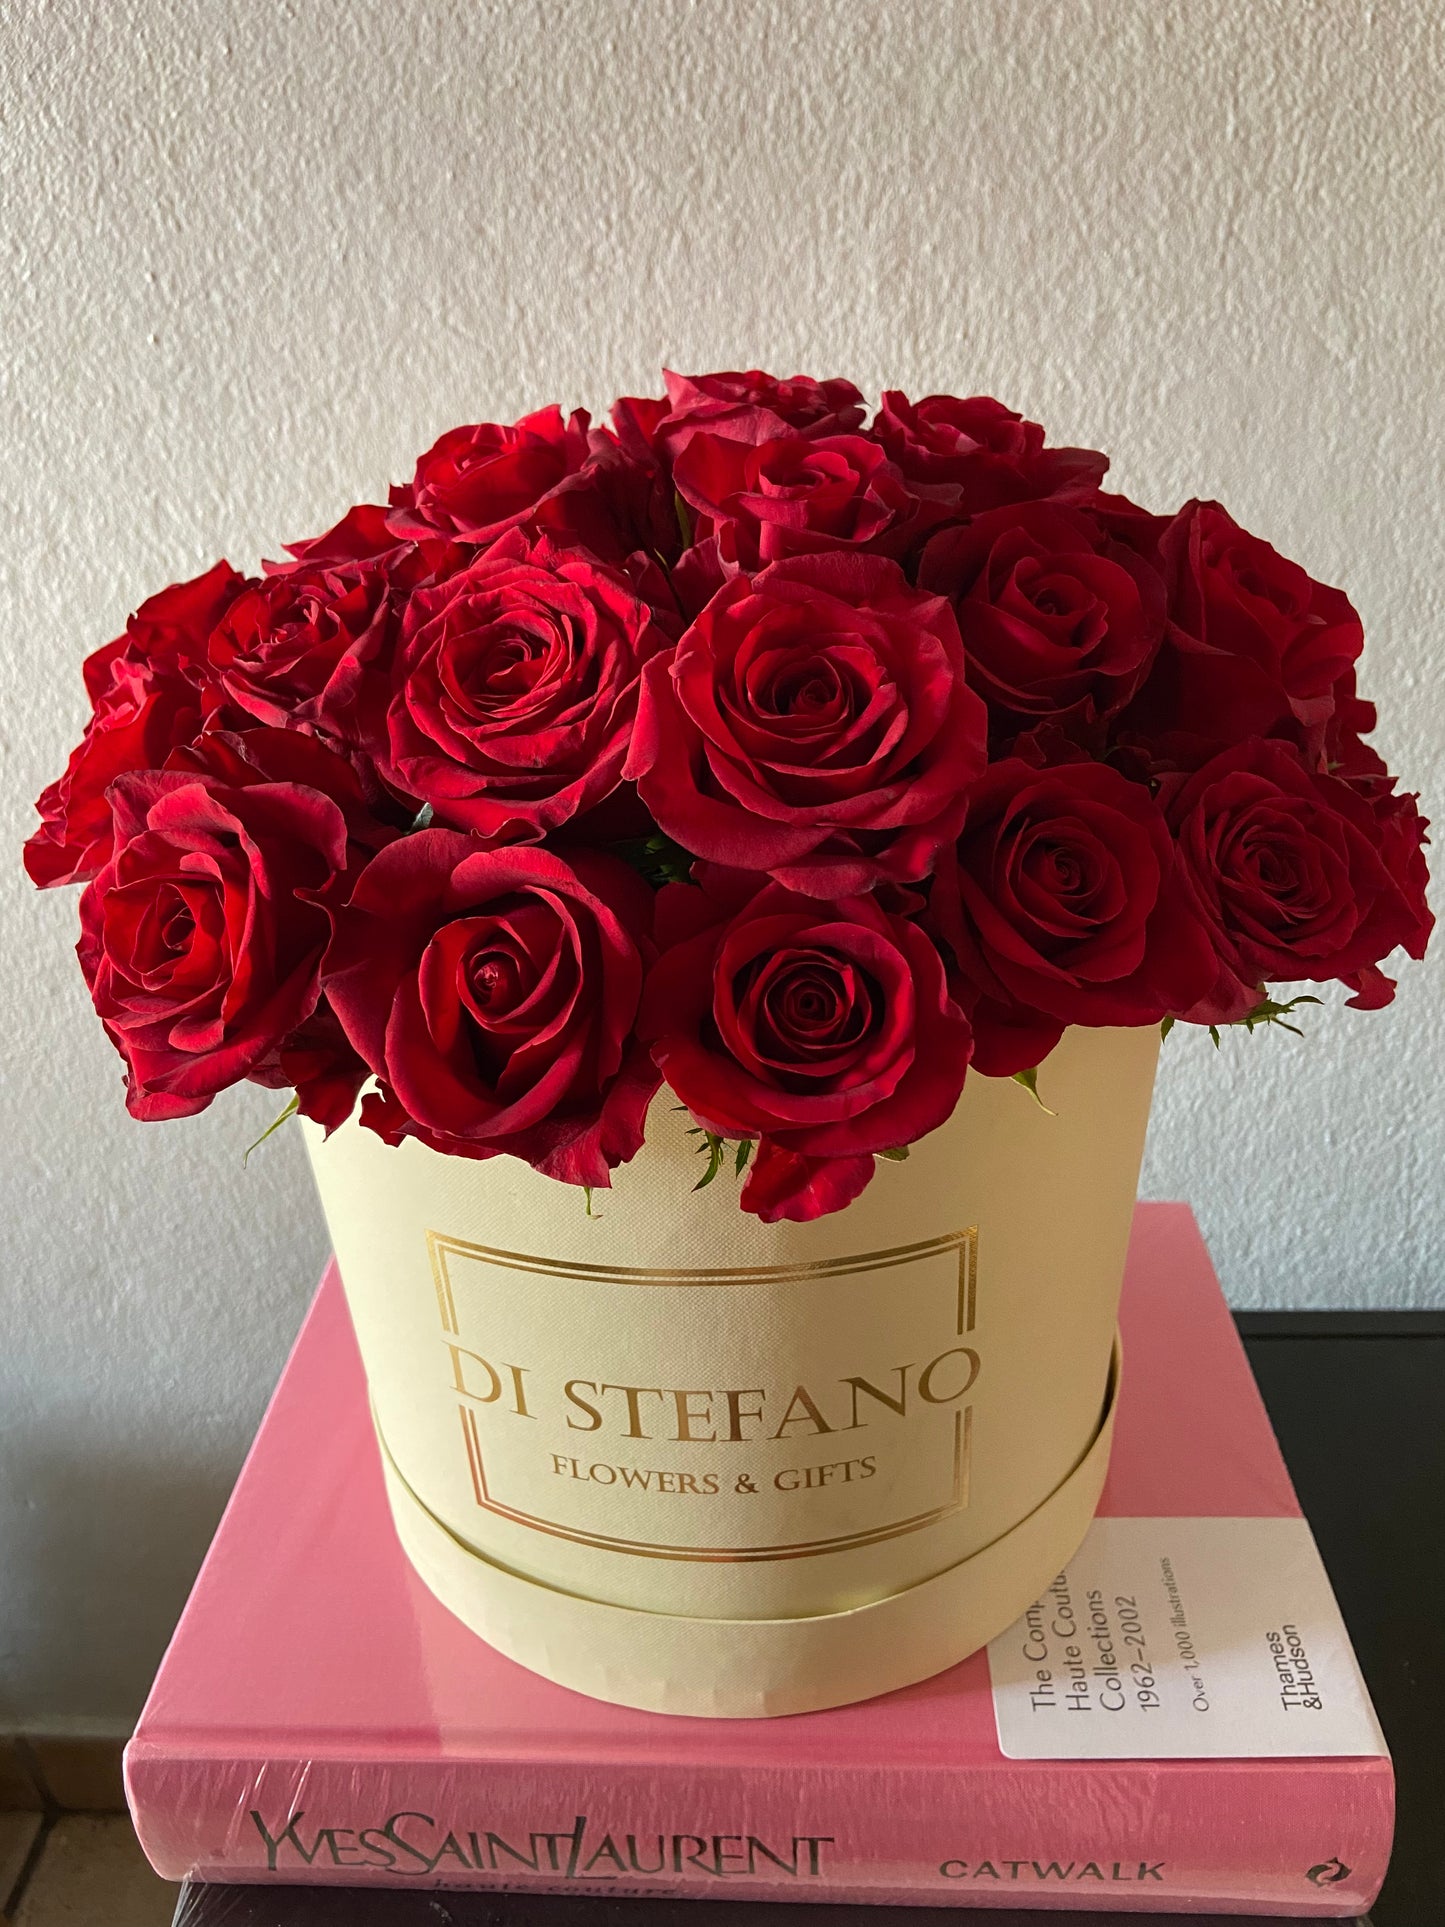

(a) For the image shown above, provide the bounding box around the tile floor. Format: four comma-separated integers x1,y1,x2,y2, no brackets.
1,1813,175,1926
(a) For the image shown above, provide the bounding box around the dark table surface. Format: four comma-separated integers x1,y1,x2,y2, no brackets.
173,1313,1445,1927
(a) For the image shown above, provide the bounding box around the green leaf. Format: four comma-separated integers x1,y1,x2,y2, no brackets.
877,1145,910,1162
1159,1014,1175,1041
1237,992,1322,1039
244,1094,300,1167
1205,993,1323,1046
410,802,435,832
1011,1066,1058,1116
610,830,695,888
675,1126,758,1191
674,491,694,549
693,1131,726,1192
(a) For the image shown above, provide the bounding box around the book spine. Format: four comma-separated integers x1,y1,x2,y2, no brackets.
126,1748,1394,1915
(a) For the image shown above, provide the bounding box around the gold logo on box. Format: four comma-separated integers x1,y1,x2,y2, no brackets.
425,1227,979,1564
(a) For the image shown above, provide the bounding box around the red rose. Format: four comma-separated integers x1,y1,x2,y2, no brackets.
248,998,371,1135
664,367,866,426
651,367,866,460
919,502,1164,733
871,393,1108,513
1356,787,1437,1005
173,728,397,1129
673,428,931,569
77,744,361,1120
277,502,397,567
931,759,1215,1073
1124,501,1365,768
1088,489,1173,565
324,835,659,1187
525,438,687,599
606,393,673,462
640,868,973,1222
271,501,458,577
385,405,591,543
380,530,664,839
627,552,987,896
25,562,248,888
1320,669,1388,788
1165,739,1433,1020
207,561,399,749
166,722,400,844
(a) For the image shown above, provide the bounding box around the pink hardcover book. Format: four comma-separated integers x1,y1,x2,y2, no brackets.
125,1205,1393,1916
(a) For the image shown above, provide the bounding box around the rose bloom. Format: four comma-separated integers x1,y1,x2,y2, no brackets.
1165,739,1434,1020
918,502,1165,733
379,530,664,839
601,370,871,592
384,405,591,543
930,759,1216,1074
25,562,248,888
648,367,867,460
272,501,458,576
206,561,399,748
77,734,365,1120
640,868,973,1222
628,552,987,896
324,835,659,1188
1320,668,1390,788
1123,499,1365,768
1087,489,1174,565
170,729,397,1128
249,997,371,1134
870,393,1108,513
672,428,931,569
524,438,688,612
165,722,397,829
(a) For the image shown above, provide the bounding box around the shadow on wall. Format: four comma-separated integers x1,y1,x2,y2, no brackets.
0,914,331,1729
1,1435,238,1732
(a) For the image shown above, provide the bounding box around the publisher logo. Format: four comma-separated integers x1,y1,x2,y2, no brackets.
1306,1857,1351,1886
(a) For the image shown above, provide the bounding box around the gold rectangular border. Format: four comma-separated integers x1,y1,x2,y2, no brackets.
432,1224,978,1564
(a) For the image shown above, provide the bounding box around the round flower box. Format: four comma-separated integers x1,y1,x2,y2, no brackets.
305,1023,1157,1717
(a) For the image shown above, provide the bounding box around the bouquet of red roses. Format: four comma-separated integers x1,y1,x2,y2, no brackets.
27,370,1433,1222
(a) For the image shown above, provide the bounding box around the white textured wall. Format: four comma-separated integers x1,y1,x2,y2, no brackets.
2,0,1440,1728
